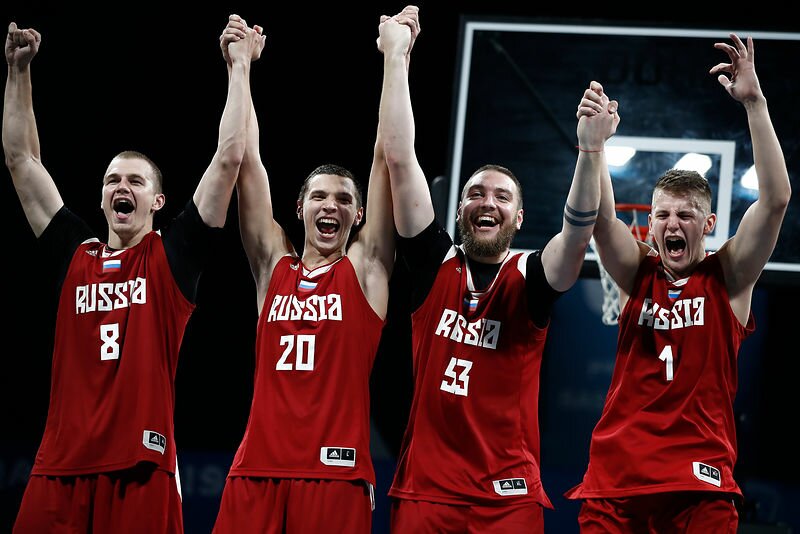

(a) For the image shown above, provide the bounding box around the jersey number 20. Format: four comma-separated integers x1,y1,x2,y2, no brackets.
277,334,316,371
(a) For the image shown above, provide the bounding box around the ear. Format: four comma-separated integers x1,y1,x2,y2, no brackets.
152,193,166,212
354,206,364,227
515,208,524,230
296,200,303,220
456,201,463,221
704,213,717,235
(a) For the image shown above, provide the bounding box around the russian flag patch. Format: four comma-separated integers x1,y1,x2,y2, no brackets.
298,279,317,292
103,259,122,272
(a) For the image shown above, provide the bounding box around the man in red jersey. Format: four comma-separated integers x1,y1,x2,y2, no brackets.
210,9,418,534
4,17,263,534
377,8,619,532
566,33,791,533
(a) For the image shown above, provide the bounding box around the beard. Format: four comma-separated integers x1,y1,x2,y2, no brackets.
458,217,517,258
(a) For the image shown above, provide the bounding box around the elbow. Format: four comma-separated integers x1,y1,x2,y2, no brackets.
384,148,412,177
4,148,34,173
218,139,246,175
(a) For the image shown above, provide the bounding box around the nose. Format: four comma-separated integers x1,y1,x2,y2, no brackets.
665,213,680,231
481,193,497,209
321,197,337,211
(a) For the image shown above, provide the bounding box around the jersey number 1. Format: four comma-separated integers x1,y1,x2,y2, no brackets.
658,345,674,381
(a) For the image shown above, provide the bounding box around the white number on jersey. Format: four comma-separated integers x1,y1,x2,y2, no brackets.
440,356,472,396
658,345,674,381
276,334,316,371
100,323,120,360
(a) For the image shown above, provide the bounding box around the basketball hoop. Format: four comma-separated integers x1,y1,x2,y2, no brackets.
592,203,652,326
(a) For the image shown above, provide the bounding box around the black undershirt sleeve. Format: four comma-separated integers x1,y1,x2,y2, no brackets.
38,207,96,294
525,250,564,328
395,219,562,326
161,200,224,304
396,220,453,312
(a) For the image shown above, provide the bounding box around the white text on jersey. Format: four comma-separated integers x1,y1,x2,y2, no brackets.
75,278,147,315
637,297,705,330
434,309,500,349
267,294,342,322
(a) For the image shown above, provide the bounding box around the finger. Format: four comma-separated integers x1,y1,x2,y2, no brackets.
608,100,618,114
708,62,731,75
729,33,746,53
8,22,17,34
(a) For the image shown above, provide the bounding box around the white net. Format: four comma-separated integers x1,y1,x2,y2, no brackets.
590,236,622,326
593,204,651,326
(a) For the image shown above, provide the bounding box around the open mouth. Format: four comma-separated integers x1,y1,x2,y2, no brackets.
474,215,498,229
316,217,340,236
665,236,686,256
113,198,134,216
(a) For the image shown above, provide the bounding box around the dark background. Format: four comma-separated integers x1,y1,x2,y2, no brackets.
1,2,797,533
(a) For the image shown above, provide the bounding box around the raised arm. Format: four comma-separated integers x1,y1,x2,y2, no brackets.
541,81,619,292
710,33,790,319
347,8,424,318
3,22,62,237
378,5,433,238
221,16,292,313
581,82,649,298
192,15,262,230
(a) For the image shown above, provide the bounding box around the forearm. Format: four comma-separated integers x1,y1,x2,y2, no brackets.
379,51,433,237
380,52,416,168
561,152,601,247
594,162,618,243
745,97,791,208
216,61,250,170
3,66,40,168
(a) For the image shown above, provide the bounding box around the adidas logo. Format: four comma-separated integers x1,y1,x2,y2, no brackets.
492,478,527,496
320,447,356,467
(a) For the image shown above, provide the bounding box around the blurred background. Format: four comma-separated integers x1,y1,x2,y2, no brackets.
1,2,797,532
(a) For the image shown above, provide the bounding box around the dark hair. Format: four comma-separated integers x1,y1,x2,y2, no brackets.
113,150,163,194
463,164,523,210
653,169,712,214
297,164,363,209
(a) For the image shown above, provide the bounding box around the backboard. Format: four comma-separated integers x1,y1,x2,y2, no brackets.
446,21,800,280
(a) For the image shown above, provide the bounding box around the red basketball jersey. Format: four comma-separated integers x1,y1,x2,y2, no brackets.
389,246,552,507
228,256,383,484
32,232,194,475
566,253,753,499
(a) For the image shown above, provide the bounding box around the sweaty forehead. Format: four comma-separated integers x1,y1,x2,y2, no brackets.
307,174,356,195
105,157,153,180
463,172,517,197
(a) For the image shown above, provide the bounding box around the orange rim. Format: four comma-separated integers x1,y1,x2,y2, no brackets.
615,203,650,212
615,203,651,241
